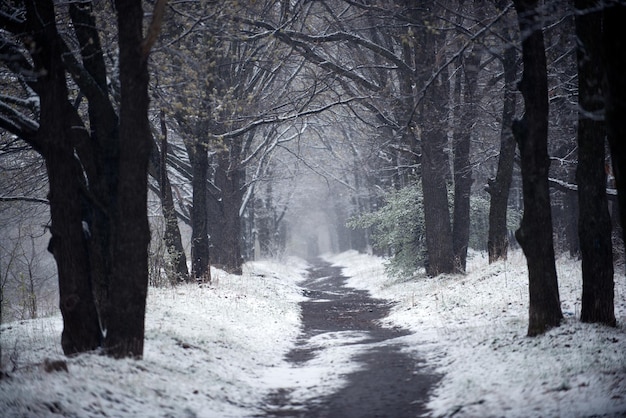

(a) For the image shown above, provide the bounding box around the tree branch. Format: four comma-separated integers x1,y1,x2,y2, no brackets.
0,196,49,204
548,177,617,201
217,96,368,139
142,0,168,61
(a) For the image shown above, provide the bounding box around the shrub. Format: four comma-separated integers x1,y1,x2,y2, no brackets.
348,183,426,278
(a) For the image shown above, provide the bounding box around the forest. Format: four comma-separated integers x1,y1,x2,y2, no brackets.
0,0,625,364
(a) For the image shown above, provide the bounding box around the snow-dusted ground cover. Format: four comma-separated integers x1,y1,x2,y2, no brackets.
2,250,626,417
326,250,626,418
0,258,310,417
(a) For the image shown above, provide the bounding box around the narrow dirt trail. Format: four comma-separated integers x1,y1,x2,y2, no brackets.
261,259,440,418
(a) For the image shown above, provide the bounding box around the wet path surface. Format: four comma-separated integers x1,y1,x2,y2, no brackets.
261,259,440,418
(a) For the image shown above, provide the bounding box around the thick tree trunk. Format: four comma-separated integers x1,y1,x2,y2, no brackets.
46,146,102,355
512,0,563,337
68,0,119,343
105,0,152,358
413,6,454,277
25,0,102,355
421,127,455,277
576,0,615,326
603,3,626,247
19,0,156,358
209,150,243,274
487,34,518,263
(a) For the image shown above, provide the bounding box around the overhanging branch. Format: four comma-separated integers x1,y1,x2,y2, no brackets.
0,196,49,204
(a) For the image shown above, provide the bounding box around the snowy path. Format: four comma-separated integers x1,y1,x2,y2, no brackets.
261,259,440,417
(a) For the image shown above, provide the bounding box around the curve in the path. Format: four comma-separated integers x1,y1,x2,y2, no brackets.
261,259,441,418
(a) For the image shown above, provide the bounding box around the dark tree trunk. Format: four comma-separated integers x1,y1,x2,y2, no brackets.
47,148,103,354
25,0,102,355
487,21,518,263
105,0,153,358
11,0,157,359
46,151,103,355
576,0,615,326
68,0,118,339
564,189,580,257
209,149,243,274
512,0,563,336
603,3,626,248
158,111,190,283
412,6,454,277
421,126,455,277
190,136,211,281
453,44,481,273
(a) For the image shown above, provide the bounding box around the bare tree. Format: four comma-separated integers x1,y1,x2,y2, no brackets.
487,1,519,263
512,0,563,336
574,0,615,326
0,0,164,358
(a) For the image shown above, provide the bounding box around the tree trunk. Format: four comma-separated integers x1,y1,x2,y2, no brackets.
453,44,481,273
104,0,153,358
209,149,243,274
46,146,103,355
576,0,615,326
15,0,157,358
25,0,102,355
512,0,563,336
421,125,455,277
564,189,580,257
158,111,190,283
603,3,626,248
412,5,454,277
190,136,211,281
487,24,518,263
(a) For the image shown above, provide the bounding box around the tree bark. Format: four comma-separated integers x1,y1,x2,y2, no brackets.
453,43,481,273
190,135,211,282
487,12,518,264
576,0,615,326
158,111,190,283
512,0,563,336
412,4,454,276
105,0,153,358
209,149,243,274
421,123,454,276
603,3,626,247
25,0,102,355
9,0,158,358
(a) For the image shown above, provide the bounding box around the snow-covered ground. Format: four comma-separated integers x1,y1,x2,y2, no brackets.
1,250,625,417
326,250,626,418
0,258,309,417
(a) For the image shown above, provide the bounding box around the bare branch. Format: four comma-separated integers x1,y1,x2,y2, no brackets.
217,96,369,140
0,196,49,204
142,0,168,60
548,177,617,201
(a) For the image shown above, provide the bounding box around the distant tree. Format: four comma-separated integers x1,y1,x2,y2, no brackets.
151,110,190,284
575,0,615,326
512,0,563,336
154,0,326,274
238,1,457,275
189,130,211,281
154,111,189,283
